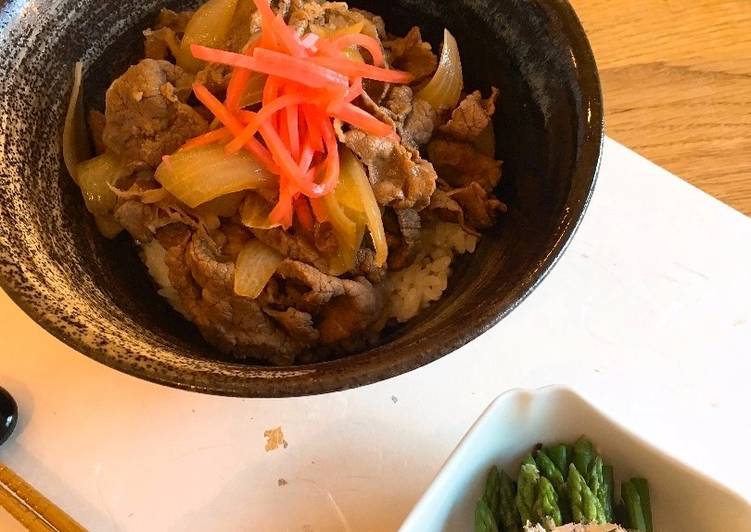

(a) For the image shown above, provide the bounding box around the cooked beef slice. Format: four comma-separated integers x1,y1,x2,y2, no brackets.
383,85,413,123
264,308,319,344
384,27,437,83
103,59,208,169
427,138,502,191
313,222,339,255
340,128,437,210
154,8,193,33
194,62,232,97
288,1,361,34
275,260,384,343
449,182,508,230
352,248,386,284
250,227,331,273
87,110,107,155
439,88,500,142
397,208,421,248
159,229,309,364
381,85,436,150
114,200,158,243
381,208,420,270
401,98,436,149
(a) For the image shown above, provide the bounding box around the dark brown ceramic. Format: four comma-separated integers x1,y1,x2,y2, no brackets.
0,0,602,397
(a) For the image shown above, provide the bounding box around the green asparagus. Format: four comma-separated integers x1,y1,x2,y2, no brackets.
602,465,615,523
533,476,562,530
476,498,500,532
484,466,502,521
544,444,569,477
535,450,565,492
516,463,540,525
573,437,596,476
622,480,648,531
535,449,571,523
499,470,520,531
586,455,608,524
632,478,653,532
568,463,605,523
471,438,652,531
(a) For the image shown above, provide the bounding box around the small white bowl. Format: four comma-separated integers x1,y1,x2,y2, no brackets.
401,386,751,531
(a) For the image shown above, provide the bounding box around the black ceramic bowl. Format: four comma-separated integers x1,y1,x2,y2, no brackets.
0,0,601,397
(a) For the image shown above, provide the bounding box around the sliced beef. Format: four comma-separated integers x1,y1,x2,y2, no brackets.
114,194,201,244
402,98,436,149
427,138,502,191
275,260,384,344
349,8,386,40
378,85,436,150
160,230,308,365
251,227,330,272
154,8,193,33
383,85,413,123
143,9,192,61
194,62,232,97
186,231,233,295
381,208,420,270
143,28,177,60
114,200,158,243
288,1,360,34
449,182,508,230
439,88,500,142
313,222,339,256
103,59,208,169
220,222,251,258
384,27,437,83
340,128,437,210
264,308,319,344
87,110,107,155
427,188,474,232
352,248,386,284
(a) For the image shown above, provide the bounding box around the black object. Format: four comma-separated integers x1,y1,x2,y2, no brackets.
0,387,18,446
0,0,602,397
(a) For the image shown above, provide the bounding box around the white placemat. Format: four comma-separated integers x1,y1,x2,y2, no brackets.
0,138,749,532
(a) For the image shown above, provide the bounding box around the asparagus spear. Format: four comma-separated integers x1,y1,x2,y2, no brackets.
632,478,653,532
602,465,615,523
544,444,569,477
516,463,540,526
586,455,610,524
499,470,521,531
533,476,563,530
568,464,605,523
484,466,502,521
535,450,565,492
573,437,596,476
476,498,500,532
535,449,572,523
622,480,648,531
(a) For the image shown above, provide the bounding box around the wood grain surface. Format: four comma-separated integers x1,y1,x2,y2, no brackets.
569,0,751,215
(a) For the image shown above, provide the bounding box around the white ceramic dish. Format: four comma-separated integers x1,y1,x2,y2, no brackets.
401,386,751,531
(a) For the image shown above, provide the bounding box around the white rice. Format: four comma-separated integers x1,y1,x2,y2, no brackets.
141,240,189,318
385,221,479,323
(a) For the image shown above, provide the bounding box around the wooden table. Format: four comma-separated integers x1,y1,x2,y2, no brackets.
570,0,751,215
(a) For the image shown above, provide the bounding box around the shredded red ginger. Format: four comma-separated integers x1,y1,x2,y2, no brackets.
181,0,414,229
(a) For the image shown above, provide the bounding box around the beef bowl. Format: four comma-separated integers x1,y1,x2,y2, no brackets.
0,0,602,397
